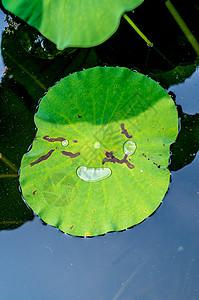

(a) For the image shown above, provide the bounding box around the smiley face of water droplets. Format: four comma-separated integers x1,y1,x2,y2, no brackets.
77,123,137,182
30,124,136,183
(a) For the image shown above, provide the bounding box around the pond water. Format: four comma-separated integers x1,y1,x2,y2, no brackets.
0,2,199,300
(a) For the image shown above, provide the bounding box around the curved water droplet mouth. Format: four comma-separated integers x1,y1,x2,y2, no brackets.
77,166,111,182
123,141,136,156
62,140,69,147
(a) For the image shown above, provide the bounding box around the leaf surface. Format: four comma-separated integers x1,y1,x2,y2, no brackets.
2,0,144,49
20,67,178,236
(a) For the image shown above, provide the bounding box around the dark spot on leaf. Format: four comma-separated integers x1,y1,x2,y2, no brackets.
43,135,66,142
33,190,37,195
120,123,132,138
78,114,82,118
69,225,73,230
102,151,135,169
30,149,55,166
61,151,80,158
72,140,78,143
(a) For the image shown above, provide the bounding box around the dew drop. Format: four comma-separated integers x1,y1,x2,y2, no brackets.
77,166,111,182
61,140,69,147
94,142,100,149
123,141,136,156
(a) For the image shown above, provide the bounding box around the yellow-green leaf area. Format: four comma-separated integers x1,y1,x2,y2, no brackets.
19,67,178,236
2,0,144,49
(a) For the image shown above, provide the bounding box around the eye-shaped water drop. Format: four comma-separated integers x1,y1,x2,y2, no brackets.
61,140,69,147
123,140,136,156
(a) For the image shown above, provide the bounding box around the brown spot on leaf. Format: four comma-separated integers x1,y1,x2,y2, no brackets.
61,151,80,158
43,135,66,142
120,123,132,138
30,149,55,167
102,151,135,169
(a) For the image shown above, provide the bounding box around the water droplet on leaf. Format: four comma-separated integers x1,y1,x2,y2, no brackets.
94,142,101,149
77,166,111,182
123,141,136,156
62,140,69,147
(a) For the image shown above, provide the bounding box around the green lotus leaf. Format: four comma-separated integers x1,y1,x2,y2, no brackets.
19,67,178,237
2,0,144,49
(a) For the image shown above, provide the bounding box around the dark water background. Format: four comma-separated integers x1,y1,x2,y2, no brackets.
0,1,199,299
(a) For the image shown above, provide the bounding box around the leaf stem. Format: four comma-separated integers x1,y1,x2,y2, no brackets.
0,153,18,173
123,13,153,47
123,13,175,67
165,0,199,56
0,174,19,178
